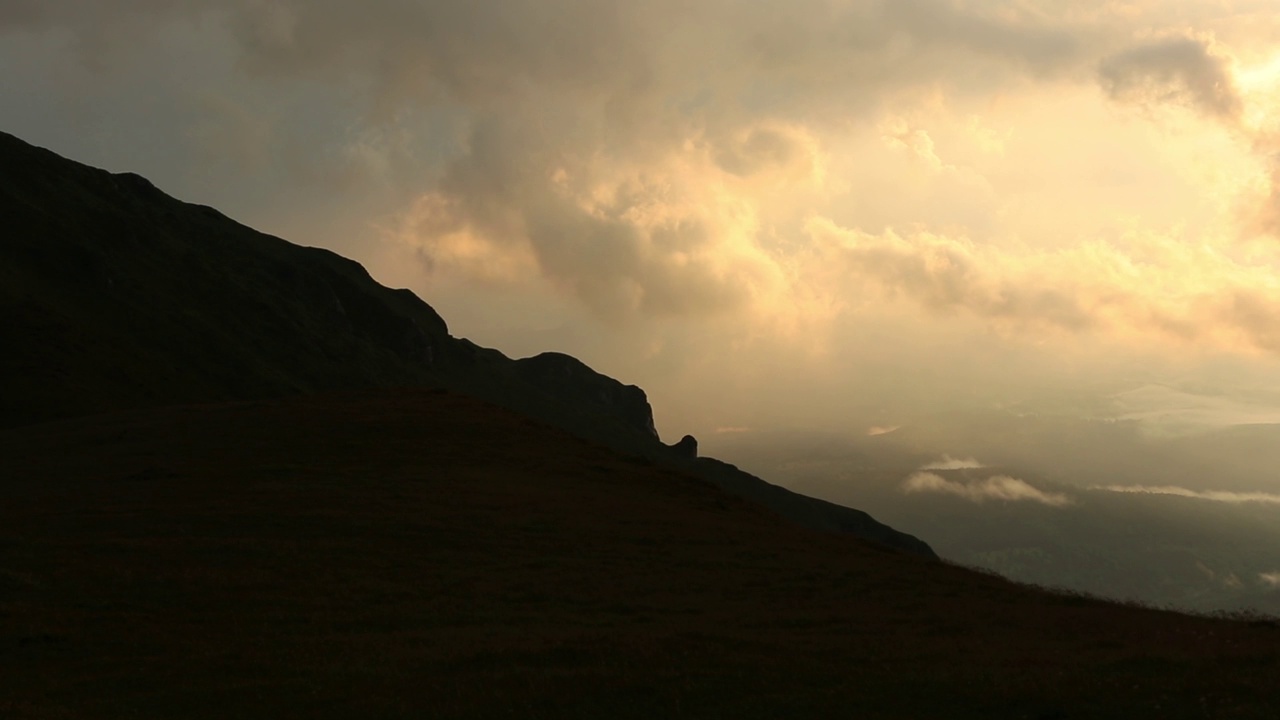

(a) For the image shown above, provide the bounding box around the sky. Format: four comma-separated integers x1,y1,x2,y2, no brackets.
6,1,1280,450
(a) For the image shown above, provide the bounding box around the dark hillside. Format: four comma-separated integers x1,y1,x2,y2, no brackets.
0,132,448,425
1,390,1277,719
0,130,931,557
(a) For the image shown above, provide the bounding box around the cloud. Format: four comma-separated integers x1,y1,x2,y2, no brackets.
1094,30,1280,245
347,0,1096,323
713,125,817,178
801,217,1280,357
0,0,1107,324
387,114,794,320
1110,383,1280,434
11,0,1280,443
7,1,1274,327
920,455,985,470
867,425,902,437
1099,34,1243,120
1094,484,1280,504
805,220,1096,332
1260,572,1280,588
903,471,1074,506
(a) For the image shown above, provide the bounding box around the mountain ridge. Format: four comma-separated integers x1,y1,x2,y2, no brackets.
8,130,1280,719
0,129,933,557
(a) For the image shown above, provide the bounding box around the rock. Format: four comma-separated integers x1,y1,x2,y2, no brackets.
512,352,659,441
668,434,698,459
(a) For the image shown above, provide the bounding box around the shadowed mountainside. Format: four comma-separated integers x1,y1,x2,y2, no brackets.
0,129,930,557
2,389,1280,718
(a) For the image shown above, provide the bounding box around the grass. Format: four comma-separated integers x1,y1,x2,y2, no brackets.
2,388,1280,718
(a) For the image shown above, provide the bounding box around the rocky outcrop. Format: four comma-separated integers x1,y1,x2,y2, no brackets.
667,435,698,459
512,352,659,441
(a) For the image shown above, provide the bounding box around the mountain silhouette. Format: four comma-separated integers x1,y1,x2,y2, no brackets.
0,129,932,557
4,130,1280,718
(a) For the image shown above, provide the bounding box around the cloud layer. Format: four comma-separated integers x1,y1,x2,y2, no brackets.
1095,485,1280,505
920,456,986,471
6,1,1280,438
904,471,1074,507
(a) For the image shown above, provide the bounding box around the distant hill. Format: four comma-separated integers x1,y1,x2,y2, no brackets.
0,130,932,557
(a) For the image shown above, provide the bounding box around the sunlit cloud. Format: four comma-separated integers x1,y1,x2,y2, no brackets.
867,425,902,437
1259,572,1280,589
1094,485,1280,504
903,471,1074,507
803,218,1280,356
920,455,985,471
8,0,1280,438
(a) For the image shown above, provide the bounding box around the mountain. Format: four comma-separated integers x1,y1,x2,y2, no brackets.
0,129,932,557
4,131,1280,717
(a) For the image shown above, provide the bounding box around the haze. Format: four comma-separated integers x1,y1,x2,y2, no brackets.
8,2,1280,585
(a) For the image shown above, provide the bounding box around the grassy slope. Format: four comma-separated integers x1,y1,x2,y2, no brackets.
2,389,1278,719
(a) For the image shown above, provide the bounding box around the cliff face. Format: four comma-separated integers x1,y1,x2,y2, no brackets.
0,130,935,559
513,352,660,441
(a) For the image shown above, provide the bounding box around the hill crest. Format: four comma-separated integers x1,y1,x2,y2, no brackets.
0,129,933,557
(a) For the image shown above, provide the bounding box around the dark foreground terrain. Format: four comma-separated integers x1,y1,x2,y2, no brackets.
3,389,1278,719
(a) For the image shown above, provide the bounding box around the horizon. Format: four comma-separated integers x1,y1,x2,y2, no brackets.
7,3,1280,597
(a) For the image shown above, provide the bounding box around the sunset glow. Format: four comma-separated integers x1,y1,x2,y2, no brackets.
5,1,1280,439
